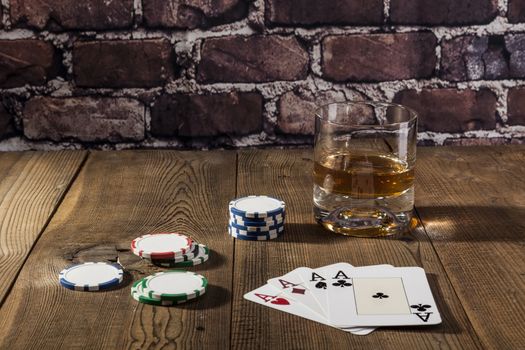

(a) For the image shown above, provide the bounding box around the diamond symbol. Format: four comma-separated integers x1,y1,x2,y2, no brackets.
292,287,306,295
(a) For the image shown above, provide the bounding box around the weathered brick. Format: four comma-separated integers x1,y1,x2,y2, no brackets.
276,90,365,135
23,97,145,142
443,138,508,146
321,33,436,82
266,0,383,26
10,0,133,30
151,92,263,137
0,102,15,139
441,36,509,81
505,34,525,78
393,89,497,133
0,40,62,88
143,0,248,29
507,88,525,125
390,0,498,25
73,40,175,88
197,36,309,83
508,0,525,23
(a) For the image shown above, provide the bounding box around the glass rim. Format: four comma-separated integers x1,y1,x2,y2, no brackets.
315,101,418,127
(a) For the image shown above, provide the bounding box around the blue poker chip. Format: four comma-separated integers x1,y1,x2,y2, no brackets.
59,262,124,291
229,220,284,233
229,196,285,219
230,213,285,226
228,226,282,241
228,224,284,236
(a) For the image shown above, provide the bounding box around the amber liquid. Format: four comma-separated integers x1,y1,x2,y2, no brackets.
314,153,414,198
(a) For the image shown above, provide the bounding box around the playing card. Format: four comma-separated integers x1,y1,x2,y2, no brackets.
328,266,442,327
322,263,394,327
267,267,326,318
243,283,374,335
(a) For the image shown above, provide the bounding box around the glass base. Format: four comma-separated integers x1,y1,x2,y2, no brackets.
314,205,413,237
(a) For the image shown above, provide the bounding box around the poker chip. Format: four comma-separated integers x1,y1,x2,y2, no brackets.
141,271,208,302
228,224,284,236
228,226,282,241
59,262,123,291
152,244,210,268
230,212,285,225
131,279,177,306
230,215,284,227
149,245,199,263
229,196,285,219
229,220,284,232
131,233,195,259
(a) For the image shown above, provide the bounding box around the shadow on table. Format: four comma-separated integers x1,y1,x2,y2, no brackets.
415,205,525,242
181,284,230,310
282,204,525,242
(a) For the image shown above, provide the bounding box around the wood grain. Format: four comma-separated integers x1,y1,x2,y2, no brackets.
416,146,525,349
0,151,86,304
0,150,236,350
231,149,482,350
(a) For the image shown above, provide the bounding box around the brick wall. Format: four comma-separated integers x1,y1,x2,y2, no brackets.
0,0,524,149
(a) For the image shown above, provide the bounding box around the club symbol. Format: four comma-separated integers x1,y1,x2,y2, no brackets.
410,304,432,312
315,281,327,289
332,280,352,288
372,292,389,299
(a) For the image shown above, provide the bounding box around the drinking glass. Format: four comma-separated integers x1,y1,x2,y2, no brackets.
313,102,417,237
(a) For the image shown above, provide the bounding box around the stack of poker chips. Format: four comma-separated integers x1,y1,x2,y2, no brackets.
131,270,208,306
228,195,286,241
131,232,210,267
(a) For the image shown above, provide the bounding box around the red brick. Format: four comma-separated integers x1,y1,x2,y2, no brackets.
266,0,383,26
73,40,175,88
0,102,15,139
393,89,497,133
441,36,509,81
197,36,309,83
151,92,263,137
0,40,62,88
276,90,366,135
508,0,525,23
321,33,437,82
390,0,498,25
143,0,248,28
23,97,145,142
10,0,133,30
505,34,525,78
507,87,525,125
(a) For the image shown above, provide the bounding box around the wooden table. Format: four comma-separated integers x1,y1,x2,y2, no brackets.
0,146,523,349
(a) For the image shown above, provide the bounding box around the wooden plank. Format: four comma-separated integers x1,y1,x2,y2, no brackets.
0,150,236,350
231,149,482,350
416,145,525,349
0,151,86,304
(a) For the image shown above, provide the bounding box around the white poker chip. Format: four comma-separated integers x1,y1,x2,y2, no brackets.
131,233,195,260
59,262,124,291
229,195,285,218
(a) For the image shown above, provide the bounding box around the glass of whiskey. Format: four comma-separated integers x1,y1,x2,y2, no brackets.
313,102,417,237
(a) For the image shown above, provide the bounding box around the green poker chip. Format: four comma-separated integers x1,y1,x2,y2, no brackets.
131,279,176,306
152,244,210,268
140,270,208,302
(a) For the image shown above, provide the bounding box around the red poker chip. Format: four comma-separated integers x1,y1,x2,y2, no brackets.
131,233,195,260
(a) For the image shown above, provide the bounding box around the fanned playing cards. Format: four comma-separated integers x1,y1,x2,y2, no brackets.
244,263,441,335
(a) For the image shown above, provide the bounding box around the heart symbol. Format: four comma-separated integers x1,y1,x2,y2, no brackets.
271,297,290,305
